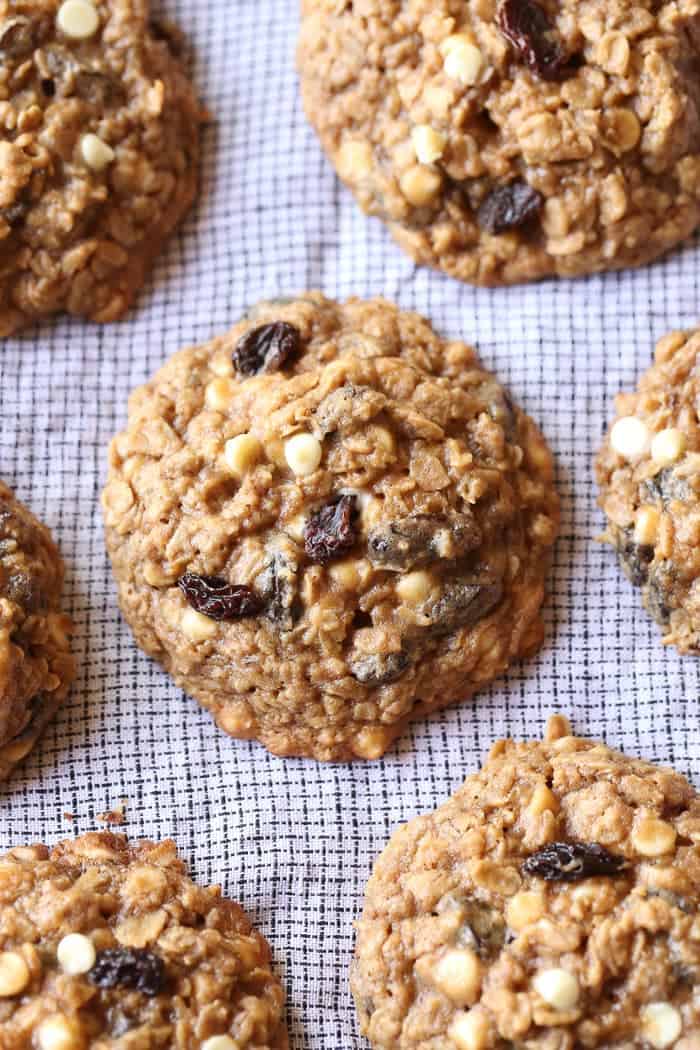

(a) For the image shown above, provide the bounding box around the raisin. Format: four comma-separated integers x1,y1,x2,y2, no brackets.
367,513,481,573
233,322,301,376
644,468,691,505
88,948,166,996
1,201,29,228
177,573,263,621
424,578,503,635
522,842,627,881
0,17,35,57
615,531,654,588
645,566,672,627
477,181,542,235
496,0,570,80
257,544,301,632
304,495,358,564
349,650,410,686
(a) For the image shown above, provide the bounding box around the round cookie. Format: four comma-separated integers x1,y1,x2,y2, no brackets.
0,0,202,336
298,0,700,286
0,481,74,780
351,714,700,1050
102,294,559,762
0,832,287,1048
596,328,700,654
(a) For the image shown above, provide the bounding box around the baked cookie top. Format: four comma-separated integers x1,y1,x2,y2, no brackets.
0,832,288,1050
0,481,74,780
596,328,700,654
298,0,700,286
352,715,700,1050
102,294,559,762
0,0,202,336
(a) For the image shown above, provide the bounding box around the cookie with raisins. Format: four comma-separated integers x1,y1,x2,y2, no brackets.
596,328,700,654
0,0,203,336
352,715,700,1050
102,294,559,761
298,0,700,285
0,833,287,1048
0,481,74,780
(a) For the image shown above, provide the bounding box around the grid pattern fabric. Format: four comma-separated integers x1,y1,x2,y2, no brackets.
1,1,700,1046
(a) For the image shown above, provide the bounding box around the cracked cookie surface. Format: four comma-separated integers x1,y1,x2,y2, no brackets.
0,481,74,781
298,0,700,286
102,294,559,762
0,0,202,336
351,715,700,1050
0,832,287,1049
596,328,700,654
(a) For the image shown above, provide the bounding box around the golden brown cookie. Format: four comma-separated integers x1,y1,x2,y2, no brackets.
0,832,287,1049
0,0,202,336
352,715,700,1050
596,328,700,654
298,0,700,286
102,293,559,761
0,481,74,780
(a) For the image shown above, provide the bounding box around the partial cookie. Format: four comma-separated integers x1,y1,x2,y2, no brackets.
352,715,700,1050
0,832,287,1048
596,329,700,654
298,0,700,285
0,481,74,780
102,293,559,761
0,0,202,336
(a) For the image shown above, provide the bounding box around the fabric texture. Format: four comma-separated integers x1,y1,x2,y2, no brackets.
1,2,699,1047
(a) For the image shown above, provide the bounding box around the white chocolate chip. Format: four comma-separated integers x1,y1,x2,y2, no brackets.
181,607,218,642
205,378,236,412
411,124,446,165
284,433,322,476
634,506,660,546
642,1003,683,1049
651,427,686,467
610,416,650,460
448,1009,490,1050
56,0,99,39
430,948,482,1005
0,951,30,997
201,1038,239,1050
440,34,484,85
532,968,579,1011
396,570,435,606
80,133,115,172
224,434,263,477
37,1015,83,1050
57,933,96,976
632,817,677,857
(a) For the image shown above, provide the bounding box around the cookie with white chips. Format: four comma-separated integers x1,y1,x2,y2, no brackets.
596,328,700,653
352,715,700,1050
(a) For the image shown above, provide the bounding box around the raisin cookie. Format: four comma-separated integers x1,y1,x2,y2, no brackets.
0,832,287,1049
596,328,700,654
352,714,700,1050
0,481,74,780
102,294,559,762
298,0,700,286
0,0,202,336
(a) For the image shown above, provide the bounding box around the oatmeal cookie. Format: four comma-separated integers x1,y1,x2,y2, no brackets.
0,481,74,780
0,0,202,336
102,294,559,762
596,328,700,654
298,0,700,285
352,715,700,1050
0,832,288,1049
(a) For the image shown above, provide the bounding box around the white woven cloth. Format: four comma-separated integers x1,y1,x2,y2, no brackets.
2,2,700,1046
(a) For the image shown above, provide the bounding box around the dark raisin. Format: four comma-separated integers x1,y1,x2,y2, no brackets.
304,495,358,564
177,573,263,621
0,17,35,57
4,572,42,612
615,531,654,587
88,948,165,997
41,77,56,97
522,842,627,881
0,201,29,228
349,650,410,686
644,468,692,505
423,578,503,635
454,900,507,958
367,513,481,573
233,322,301,376
477,181,543,235
257,544,301,632
496,0,570,80
645,566,672,627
